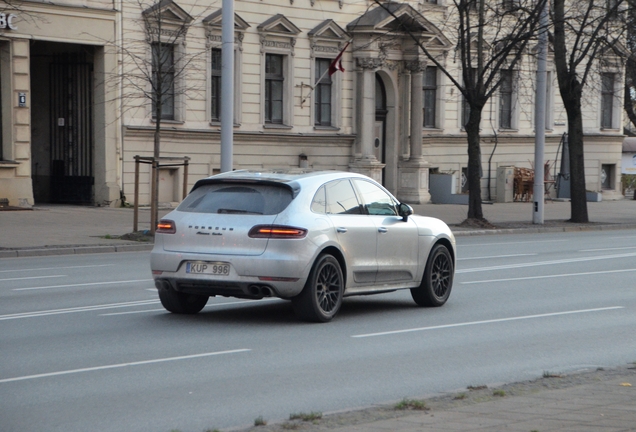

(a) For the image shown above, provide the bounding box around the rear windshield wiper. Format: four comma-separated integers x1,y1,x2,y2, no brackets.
217,208,263,215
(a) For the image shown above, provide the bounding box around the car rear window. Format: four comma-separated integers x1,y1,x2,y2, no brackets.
178,183,294,215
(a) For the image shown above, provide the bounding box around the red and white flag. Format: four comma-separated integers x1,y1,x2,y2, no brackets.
328,42,350,76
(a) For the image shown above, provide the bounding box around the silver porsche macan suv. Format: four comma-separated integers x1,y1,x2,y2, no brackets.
151,170,456,322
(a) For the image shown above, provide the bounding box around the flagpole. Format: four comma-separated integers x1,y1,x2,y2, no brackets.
301,41,350,107
301,67,331,106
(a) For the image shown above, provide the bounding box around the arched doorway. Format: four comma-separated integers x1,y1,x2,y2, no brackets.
375,74,387,184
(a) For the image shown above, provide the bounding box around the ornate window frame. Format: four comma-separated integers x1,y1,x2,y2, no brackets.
498,69,519,131
258,14,300,129
142,0,193,123
203,10,249,126
308,19,349,130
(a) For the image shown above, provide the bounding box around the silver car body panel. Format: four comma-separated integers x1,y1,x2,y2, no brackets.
150,170,456,301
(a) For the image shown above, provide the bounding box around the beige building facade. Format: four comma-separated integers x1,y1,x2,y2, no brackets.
0,0,120,206
0,0,625,208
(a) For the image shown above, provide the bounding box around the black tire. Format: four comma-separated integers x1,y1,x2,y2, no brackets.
158,287,208,314
292,254,344,322
411,244,453,307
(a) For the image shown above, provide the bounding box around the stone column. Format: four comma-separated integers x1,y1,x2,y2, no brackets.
349,57,384,183
410,68,424,160
398,61,431,204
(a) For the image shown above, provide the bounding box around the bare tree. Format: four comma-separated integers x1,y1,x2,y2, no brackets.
376,0,546,223
118,0,207,232
552,0,628,222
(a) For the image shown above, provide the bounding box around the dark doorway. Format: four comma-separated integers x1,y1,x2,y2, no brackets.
375,74,387,184
31,43,94,204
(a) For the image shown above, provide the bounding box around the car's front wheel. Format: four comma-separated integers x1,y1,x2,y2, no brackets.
411,244,453,307
159,287,208,314
292,254,344,322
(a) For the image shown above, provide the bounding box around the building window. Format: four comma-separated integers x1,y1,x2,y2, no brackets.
499,70,514,129
601,73,615,129
461,95,470,128
265,54,284,124
315,58,332,126
601,164,615,190
607,0,619,18
210,48,222,122
545,71,553,130
0,41,10,161
423,66,437,128
151,43,175,120
502,0,520,11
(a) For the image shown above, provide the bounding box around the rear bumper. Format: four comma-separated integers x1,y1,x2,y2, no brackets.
150,247,311,298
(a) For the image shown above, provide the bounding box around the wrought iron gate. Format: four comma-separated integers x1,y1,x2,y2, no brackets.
50,55,94,204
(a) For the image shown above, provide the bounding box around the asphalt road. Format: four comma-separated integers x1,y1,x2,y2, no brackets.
1,230,635,432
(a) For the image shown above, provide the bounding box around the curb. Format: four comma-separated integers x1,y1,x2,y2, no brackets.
2,224,635,258
0,243,153,258
452,223,636,236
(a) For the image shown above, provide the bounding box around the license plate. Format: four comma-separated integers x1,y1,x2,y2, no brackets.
186,262,230,275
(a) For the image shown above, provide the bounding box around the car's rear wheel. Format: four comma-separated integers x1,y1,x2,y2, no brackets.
411,244,453,307
159,287,208,314
292,254,343,322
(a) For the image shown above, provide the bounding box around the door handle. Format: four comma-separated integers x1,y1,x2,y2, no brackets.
378,227,388,233
336,227,348,233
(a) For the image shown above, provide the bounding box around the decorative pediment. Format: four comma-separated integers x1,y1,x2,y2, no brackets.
308,19,350,58
203,10,250,31
203,9,250,47
309,19,348,40
142,0,193,25
142,0,193,41
258,14,301,36
347,3,450,49
258,14,300,55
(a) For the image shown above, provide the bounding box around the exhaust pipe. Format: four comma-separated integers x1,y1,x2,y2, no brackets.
248,285,273,297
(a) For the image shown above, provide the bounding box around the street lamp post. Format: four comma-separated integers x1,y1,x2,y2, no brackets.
220,0,234,173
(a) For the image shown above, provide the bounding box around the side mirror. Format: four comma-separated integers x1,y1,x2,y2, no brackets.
398,203,413,221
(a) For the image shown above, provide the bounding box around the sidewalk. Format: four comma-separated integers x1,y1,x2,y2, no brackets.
1,199,635,257
232,364,636,432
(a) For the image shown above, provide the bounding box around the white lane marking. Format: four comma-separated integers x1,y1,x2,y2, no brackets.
458,254,536,261
0,264,114,274
0,349,251,384
457,251,636,274
580,246,636,252
460,268,636,284
0,275,66,282
460,239,567,247
99,298,284,316
13,279,153,291
351,307,624,338
100,309,165,316
0,300,160,320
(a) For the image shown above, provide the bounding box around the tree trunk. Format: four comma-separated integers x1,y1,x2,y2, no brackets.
552,0,588,223
563,98,589,223
150,116,161,234
465,107,484,220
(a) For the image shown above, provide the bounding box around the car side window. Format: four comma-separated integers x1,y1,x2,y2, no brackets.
353,179,398,216
311,185,326,214
325,179,362,215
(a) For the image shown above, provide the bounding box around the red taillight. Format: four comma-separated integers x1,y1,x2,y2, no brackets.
156,219,176,234
248,225,307,239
